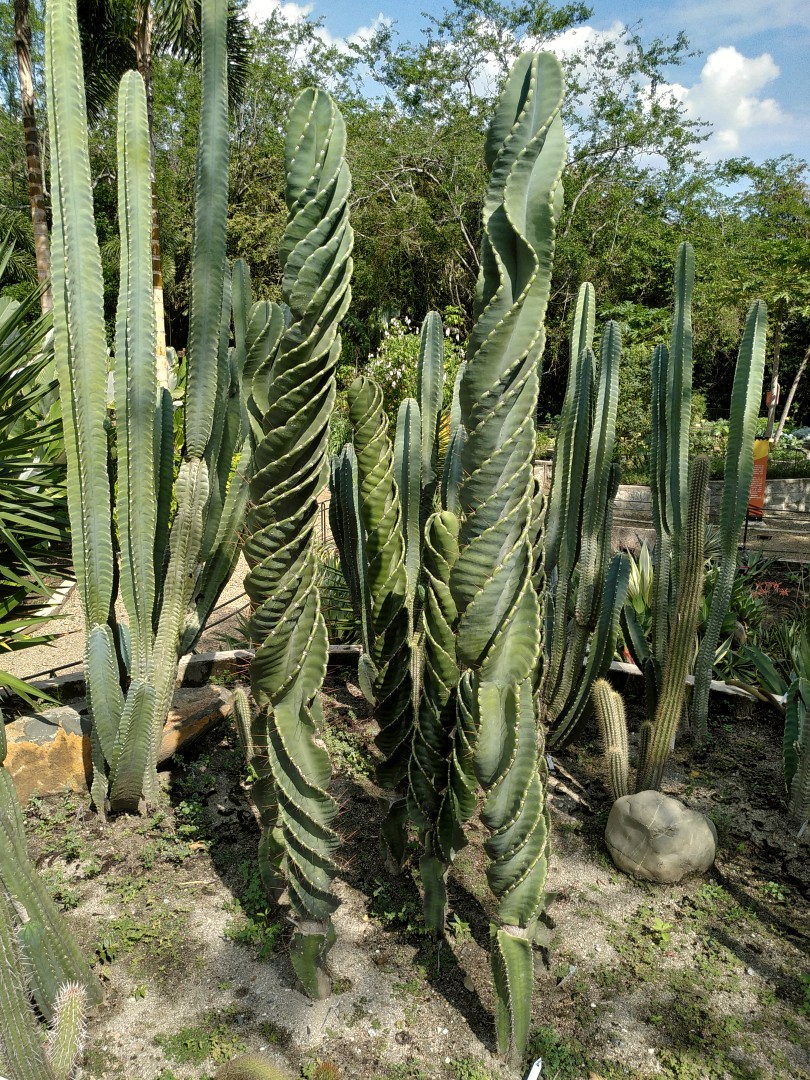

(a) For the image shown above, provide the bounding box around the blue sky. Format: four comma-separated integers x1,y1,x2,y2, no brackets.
246,0,810,165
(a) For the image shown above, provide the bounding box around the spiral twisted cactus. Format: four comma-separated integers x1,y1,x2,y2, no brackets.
346,377,411,791
46,0,252,812
407,509,460,931
243,88,353,1000
449,52,566,1061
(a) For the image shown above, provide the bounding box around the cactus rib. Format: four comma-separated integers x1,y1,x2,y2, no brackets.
244,88,353,998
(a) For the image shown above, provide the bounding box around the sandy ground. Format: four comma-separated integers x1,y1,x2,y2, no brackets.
4,557,252,684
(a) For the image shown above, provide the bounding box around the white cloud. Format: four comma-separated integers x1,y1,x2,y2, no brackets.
654,46,790,156
246,0,314,24
245,0,389,55
677,0,810,37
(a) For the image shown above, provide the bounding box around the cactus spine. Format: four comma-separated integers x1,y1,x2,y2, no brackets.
46,0,249,812
591,679,631,801
243,88,353,999
449,52,566,1062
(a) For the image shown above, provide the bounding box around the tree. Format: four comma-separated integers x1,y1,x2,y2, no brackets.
13,0,50,311
72,0,251,382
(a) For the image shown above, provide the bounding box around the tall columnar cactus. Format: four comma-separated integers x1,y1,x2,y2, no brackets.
46,0,250,813
407,509,460,932
621,247,766,739
592,457,711,796
690,300,767,742
0,713,97,1079
541,283,629,747
449,52,566,1062
621,243,695,716
242,88,353,1000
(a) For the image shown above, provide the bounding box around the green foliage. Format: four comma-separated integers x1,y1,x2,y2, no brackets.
155,1012,247,1066
364,315,464,427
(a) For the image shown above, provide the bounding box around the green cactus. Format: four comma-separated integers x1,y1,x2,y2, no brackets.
591,679,631,801
591,457,710,796
331,309,448,867
637,455,709,791
0,713,97,1080
542,286,629,747
690,300,768,742
782,622,810,829
242,87,353,999
621,247,766,741
449,52,566,1062
46,0,251,813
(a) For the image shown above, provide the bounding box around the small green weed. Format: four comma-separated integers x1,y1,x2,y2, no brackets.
451,1059,493,1080
224,860,284,959
155,1011,246,1065
759,880,787,903
526,1026,590,1079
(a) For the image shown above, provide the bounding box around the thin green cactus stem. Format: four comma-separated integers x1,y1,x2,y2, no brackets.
690,300,767,743
0,887,52,1080
450,51,566,1063
407,510,460,933
637,456,710,792
244,88,353,999
785,676,810,828
46,983,87,1080
591,679,631,801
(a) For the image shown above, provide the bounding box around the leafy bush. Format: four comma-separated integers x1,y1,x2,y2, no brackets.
364,314,464,426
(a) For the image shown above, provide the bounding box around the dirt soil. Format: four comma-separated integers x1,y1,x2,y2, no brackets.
18,673,810,1080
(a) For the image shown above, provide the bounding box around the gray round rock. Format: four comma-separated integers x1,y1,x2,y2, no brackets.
605,789,718,883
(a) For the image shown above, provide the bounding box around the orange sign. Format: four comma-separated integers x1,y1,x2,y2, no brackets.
747,439,769,520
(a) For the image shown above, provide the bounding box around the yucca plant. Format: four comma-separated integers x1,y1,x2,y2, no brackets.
739,620,810,829
46,0,254,812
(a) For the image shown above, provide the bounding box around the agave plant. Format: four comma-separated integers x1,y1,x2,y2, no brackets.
46,0,254,812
